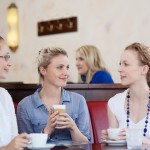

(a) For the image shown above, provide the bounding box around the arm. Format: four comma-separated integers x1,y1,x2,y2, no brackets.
8,94,18,138
101,102,119,140
108,105,119,128
69,97,90,142
16,101,34,134
56,97,90,143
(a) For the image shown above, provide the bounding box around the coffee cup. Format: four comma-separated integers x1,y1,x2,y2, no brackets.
53,105,66,113
107,128,121,140
29,133,48,147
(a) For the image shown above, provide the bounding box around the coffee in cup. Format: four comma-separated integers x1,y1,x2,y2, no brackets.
53,105,66,113
107,128,121,140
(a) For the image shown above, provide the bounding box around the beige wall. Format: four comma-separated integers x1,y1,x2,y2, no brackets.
1,0,150,83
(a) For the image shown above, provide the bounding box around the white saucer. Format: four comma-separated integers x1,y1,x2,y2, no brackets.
103,140,127,146
26,143,55,150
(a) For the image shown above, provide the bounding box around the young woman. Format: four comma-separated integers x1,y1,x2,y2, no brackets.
76,45,114,84
101,42,150,144
17,47,91,143
0,36,29,149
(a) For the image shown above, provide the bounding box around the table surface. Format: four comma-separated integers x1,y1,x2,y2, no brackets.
50,143,150,150
26,142,150,150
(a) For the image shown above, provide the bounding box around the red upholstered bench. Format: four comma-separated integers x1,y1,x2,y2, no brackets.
87,101,108,143
14,102,18,113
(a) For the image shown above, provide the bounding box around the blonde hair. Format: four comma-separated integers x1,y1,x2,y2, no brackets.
37,47,68,84
125,42,150,87
76,45,109,83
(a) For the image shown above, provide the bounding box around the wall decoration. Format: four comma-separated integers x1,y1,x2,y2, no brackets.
38,16,77,36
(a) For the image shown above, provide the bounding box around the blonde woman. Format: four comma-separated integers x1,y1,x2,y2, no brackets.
17,47,91,143
76,45,114,84
0,36,29,150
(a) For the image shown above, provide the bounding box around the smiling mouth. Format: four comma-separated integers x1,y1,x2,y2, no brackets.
4,69,9,72
120,76,126,80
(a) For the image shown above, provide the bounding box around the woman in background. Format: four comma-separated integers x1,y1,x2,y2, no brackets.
76,45,114,84
101,42,150,144
17,47,91,143
0,36,29,150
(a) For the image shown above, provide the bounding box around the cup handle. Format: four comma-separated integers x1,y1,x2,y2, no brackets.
28,135,32,144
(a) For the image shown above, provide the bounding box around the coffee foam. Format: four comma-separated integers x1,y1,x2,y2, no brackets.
53,105,66,109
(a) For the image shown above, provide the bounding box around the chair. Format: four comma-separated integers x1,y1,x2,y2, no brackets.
87,101,108,143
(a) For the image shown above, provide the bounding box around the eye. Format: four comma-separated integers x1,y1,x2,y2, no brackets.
57,66,63,69
67,65,69,70
79,57,84,61
124,62,129,66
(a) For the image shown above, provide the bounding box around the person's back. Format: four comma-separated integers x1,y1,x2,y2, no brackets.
76,45,114,84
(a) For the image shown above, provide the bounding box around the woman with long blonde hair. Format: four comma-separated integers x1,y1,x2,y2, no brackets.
76,45,114,83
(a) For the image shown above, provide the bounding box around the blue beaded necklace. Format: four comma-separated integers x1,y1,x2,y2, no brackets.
126,89,150,136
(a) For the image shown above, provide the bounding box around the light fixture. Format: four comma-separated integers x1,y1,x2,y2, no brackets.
7,3,19,52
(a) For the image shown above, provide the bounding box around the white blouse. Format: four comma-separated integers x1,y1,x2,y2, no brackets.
108,89,150,139
0,87,18,147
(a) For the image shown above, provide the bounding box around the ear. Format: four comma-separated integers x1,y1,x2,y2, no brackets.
39,66,46,77
141,65,149,75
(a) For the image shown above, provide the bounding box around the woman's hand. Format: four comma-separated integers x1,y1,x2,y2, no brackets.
55,113,76,130
44,111,59,134
6,133,29,150
142,136,150,144
118,128,127,140
101,130,108,140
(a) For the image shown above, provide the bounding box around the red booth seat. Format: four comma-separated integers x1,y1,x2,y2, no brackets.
87,101,108,143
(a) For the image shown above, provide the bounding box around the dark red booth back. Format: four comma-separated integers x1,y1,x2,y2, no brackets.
87,101,108,143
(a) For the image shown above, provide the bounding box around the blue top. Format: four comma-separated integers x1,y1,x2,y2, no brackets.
81,70,114,84
17,88,91,142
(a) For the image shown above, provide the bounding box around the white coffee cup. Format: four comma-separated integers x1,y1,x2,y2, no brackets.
53,105,66,113
107,128,121,140
29,133,48,147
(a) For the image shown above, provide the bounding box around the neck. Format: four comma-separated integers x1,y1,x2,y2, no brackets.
129,83,149,102
39,83,61,103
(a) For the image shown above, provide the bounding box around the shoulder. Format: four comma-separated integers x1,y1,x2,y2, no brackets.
91,70,114,83
0,87,12,100
63,89,86,104
0,87,9,95
18,90,37,106
108,89,128,106
93,70,112,78
0,87,14,110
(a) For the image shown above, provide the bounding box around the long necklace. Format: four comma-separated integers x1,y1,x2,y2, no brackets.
126,89,150,136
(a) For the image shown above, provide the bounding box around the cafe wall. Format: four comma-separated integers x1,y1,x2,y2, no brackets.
0,0,150,83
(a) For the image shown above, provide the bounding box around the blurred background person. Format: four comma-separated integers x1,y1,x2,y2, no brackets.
17,47,91,144
0,36,29,150
76,45,114,84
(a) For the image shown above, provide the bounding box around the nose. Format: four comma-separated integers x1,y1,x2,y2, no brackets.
118,64,122,73
76,58,80,66
63,68,69,76
7,61,12,67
